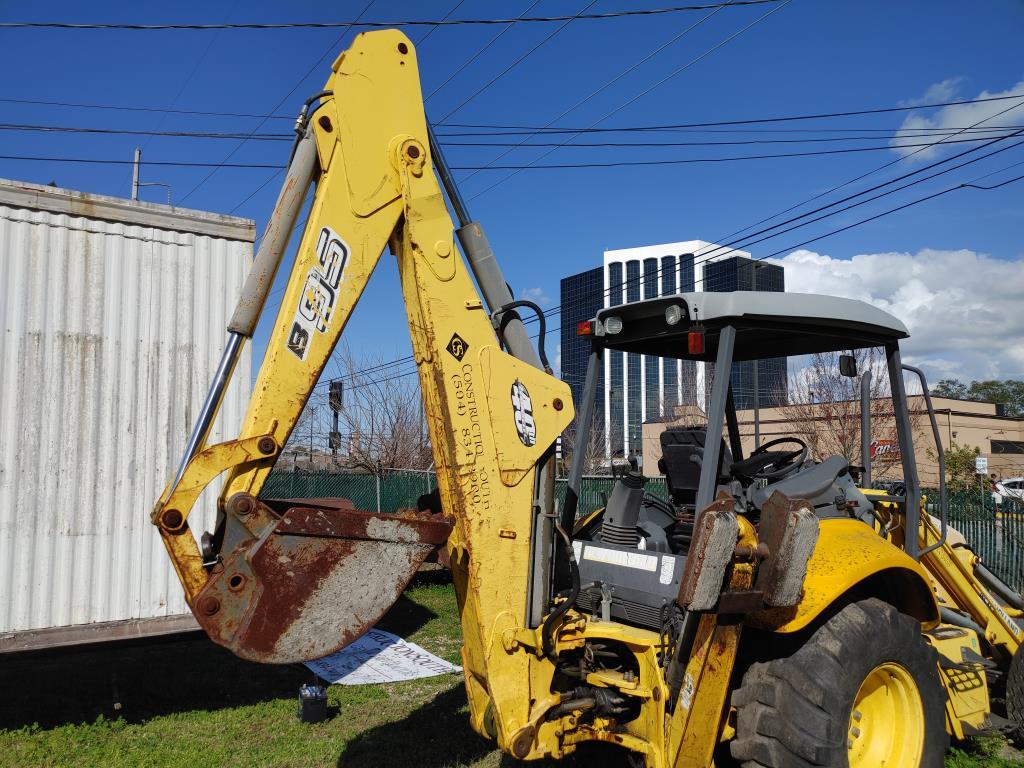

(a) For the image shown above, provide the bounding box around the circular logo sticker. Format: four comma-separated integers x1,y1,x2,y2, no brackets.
510,379,537,447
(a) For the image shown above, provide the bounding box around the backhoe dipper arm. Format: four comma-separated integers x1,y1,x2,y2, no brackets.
152,30,574,755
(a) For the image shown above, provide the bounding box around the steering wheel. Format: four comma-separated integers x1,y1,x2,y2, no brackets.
732,436,808,482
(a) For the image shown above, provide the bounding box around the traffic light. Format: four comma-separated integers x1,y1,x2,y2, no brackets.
329,379,343,412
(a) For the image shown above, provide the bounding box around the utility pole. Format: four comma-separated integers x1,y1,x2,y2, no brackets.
131,148,141,201
130,148,172,204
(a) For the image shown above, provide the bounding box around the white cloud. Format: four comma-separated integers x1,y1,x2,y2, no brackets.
520,286,551,306
891,78,1024,160
770,248,1024,381
899,77,964,107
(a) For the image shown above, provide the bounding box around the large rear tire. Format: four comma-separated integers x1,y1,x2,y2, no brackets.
730,598,947,767
1007,645,1024,743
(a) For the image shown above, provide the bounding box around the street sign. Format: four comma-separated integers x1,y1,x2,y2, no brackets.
976,456,989,474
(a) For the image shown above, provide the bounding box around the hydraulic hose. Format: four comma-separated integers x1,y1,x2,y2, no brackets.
542,523,580,660
495,299,550,373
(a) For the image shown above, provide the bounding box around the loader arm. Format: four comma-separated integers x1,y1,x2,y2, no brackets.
152,30,575,748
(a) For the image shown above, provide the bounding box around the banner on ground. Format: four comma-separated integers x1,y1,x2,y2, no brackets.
304,628,461,685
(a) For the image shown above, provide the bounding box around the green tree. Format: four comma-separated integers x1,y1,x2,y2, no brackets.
932,378,969,399
968,379,1024,417
943,442,982,492
930,378,1024,417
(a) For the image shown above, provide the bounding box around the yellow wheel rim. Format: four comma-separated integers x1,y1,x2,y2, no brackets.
847,662,924,767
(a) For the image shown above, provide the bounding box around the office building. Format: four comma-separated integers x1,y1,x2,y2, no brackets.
560,241,787,461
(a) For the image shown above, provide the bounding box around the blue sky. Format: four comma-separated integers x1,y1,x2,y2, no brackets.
1,0,1022,381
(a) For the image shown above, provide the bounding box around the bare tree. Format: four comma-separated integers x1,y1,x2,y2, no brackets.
284,345,432,475
336,346,432,474
562,411,611,476
779,348,904,480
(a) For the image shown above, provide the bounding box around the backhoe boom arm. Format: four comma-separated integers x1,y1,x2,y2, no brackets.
152,30,574,754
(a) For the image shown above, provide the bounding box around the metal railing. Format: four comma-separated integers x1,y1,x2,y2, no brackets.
928,490,1024,592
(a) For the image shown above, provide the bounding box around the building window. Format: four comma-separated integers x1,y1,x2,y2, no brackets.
661,255,677,295
680,253,695,292
608,262,623,307
626,260,641,303
643,258,658,299
992,440,1024,455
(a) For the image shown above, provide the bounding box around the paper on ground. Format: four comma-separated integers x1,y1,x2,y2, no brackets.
304,628,461,685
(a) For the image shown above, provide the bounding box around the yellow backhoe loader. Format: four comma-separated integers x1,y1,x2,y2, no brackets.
151,30,1024,767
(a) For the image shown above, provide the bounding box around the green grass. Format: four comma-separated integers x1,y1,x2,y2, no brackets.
0,572,1017,767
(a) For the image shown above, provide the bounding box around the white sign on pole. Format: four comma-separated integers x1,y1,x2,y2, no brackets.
304,628,461,686
976,456,989,475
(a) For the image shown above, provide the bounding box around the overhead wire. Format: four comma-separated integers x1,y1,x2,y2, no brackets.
455,0,736,189
0,3,787,31
322,154,1024,393
4,12,1015,393
312,149,1024,392
433,0,599,123
468,0,793,198
2,93,1019,133
426,0,543,101
676,93,1024,265
7,121,1018,148
9,132,1022,171
178,0,377,207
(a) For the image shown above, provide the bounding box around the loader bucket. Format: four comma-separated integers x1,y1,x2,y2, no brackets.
191,494,451,664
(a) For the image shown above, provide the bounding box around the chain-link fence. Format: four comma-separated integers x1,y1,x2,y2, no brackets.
261,468,435,512
261,468,1024,591
261,469,666,516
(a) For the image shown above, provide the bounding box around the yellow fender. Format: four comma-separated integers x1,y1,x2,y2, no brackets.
749,519,940,633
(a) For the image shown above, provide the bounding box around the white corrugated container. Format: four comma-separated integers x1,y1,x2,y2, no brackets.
0,178,254,650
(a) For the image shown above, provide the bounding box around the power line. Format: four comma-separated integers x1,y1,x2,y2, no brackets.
467,0,793,198
8,121,1014,148
468,0,786,198
0,3,786,31
441,92,1024,133
438,125,1018,136
320,155,1024,393
682,94,1024,265
441,131,1005,148
0,123,292,140
0,96,297,120
230,0,465,219
434,0,599,123
7,133,1018,171
456,0,734,188
505,125,1024,335
0,155,284,168
179,0,377,206
452,134,1019,168
426,0,543,101
758,166,1024,260
3,92,1019,134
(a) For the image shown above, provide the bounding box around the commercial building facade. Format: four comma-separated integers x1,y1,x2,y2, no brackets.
641,396,1024,488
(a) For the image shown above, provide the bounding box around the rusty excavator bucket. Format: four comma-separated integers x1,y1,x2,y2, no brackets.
190,494,451,664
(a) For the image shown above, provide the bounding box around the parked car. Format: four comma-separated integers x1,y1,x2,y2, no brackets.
993,477,1024,505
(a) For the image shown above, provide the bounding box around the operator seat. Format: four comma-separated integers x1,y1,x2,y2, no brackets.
658,426,733,506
